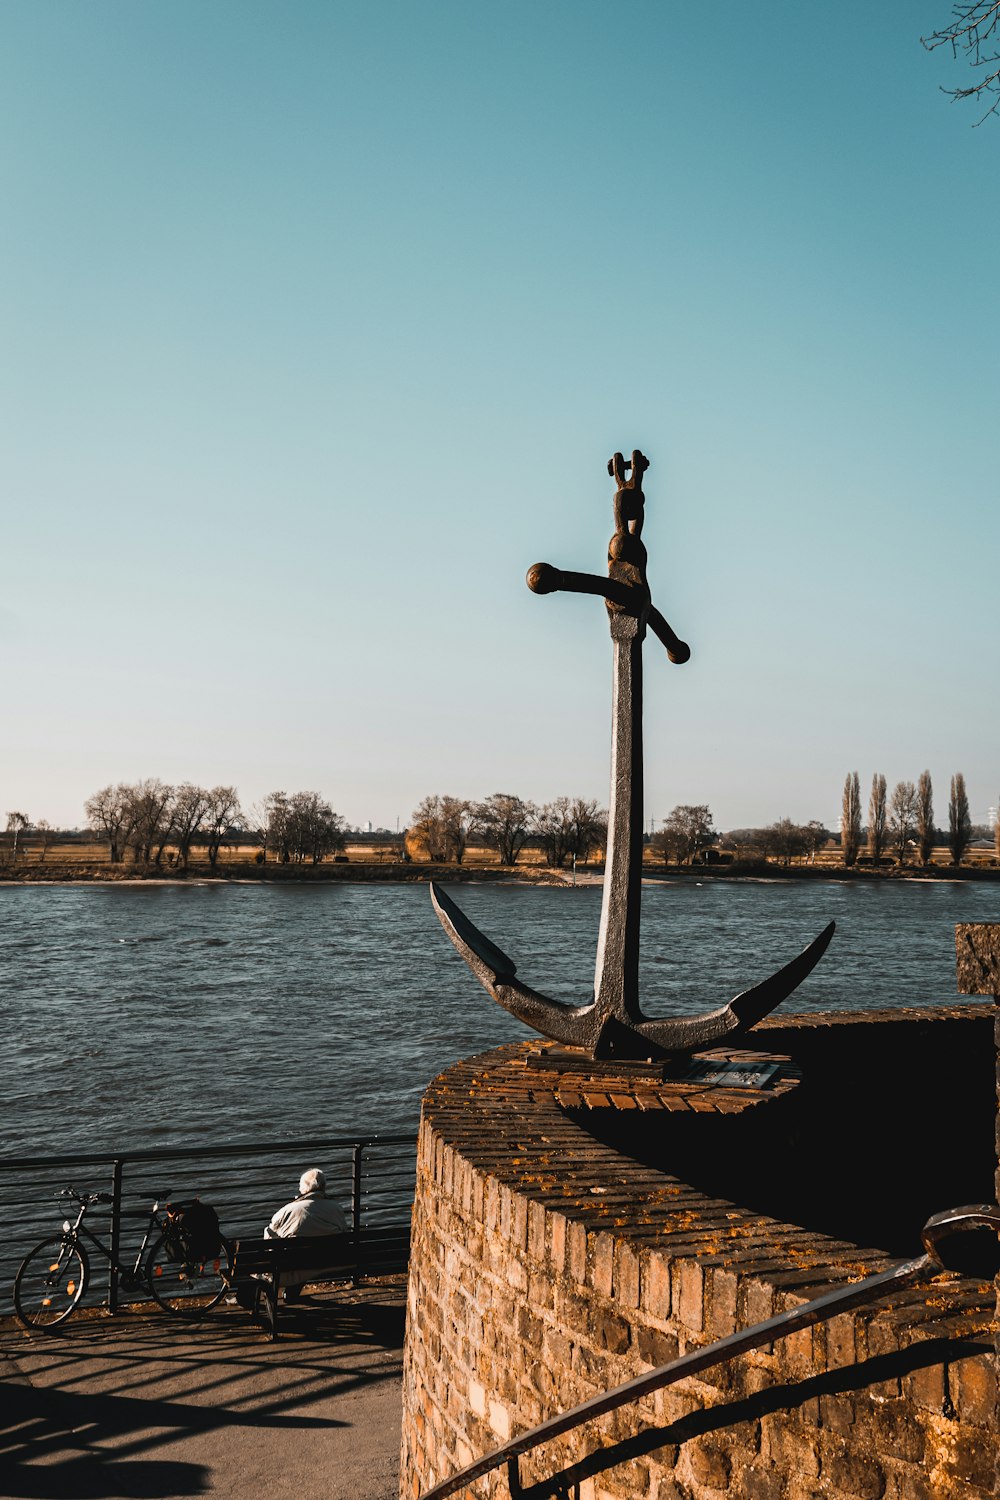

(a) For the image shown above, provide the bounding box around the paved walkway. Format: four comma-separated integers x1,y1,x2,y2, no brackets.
0,1277,406,1500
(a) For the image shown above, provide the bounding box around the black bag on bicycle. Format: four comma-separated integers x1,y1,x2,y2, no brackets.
164,1198,222,1262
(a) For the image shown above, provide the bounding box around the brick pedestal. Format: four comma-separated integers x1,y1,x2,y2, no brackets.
401,1005,997,1500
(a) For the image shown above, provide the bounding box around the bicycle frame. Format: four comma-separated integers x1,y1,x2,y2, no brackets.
59,1193,167,1298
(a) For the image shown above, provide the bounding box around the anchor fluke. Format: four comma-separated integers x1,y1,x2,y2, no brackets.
727,919,836,1030
429,880,517,982
430,881,598,1047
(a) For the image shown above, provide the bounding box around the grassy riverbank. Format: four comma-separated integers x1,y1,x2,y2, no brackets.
0,859,565,885
3,858,1000,884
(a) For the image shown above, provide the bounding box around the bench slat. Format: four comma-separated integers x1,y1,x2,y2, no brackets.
231,1234,352,1274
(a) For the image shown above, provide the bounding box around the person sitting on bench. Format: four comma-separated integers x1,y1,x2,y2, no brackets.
263,1167,349,1303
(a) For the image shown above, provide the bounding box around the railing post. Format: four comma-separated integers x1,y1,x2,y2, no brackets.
108,1158,124,1314
352,1142,363,1286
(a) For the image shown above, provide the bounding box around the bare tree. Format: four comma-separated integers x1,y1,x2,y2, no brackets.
916,770,935,866
948,772,973,865
284,792,346,864
867,774,888,865
569,797,607,864
472,794,536,866
652,805,715,865
533,798,577,868
172,784,212,870
440,796,472,864
752,825,781,862
888,781,917,865
263,791,292,863
85,785,130,863
532,797,606,868
203,787,242,868
5,811,28,864
922,3,1000,121
410,796,449,862
120,781,176,865
410,795,471,863
768,819,810,867
722,828,767,860
841,772,862,867
805,821,831,862
36,818,53,862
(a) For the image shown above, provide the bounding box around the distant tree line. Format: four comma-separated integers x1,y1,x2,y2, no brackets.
721,818,832,867
84,782,243,867
407,793,607,867
255,790,346,865
81,782,346,867
647,771,992,872
5,769,996,874
840,770,980,867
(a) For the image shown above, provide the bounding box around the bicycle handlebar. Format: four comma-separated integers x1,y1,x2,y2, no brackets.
58,1187,115,1205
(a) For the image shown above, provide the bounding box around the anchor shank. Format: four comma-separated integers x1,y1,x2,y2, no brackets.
594,610,645,1024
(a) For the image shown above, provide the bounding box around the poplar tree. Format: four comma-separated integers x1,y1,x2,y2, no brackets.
916,771,935,866
948,773,973,865
841,772,862,866
867,774,888,865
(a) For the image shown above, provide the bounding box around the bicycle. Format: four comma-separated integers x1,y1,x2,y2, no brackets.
13,1186,232,1330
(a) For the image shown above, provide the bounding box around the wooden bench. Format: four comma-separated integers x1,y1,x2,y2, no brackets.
226,1234,355,1339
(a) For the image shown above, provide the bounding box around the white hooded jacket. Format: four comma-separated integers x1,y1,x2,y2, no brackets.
263,1172,349,1291
265,1189,349,1240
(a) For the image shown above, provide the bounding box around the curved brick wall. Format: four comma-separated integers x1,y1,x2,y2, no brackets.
401,1007,998,1500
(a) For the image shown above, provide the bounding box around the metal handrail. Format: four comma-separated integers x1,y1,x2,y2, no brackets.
0,1131,416,1171
418,1204,1000,1500
0,1131,417,1316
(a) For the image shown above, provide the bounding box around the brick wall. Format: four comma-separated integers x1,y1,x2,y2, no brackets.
400,1005,997,1499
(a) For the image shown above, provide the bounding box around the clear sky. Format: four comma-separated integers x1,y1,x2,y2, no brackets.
2,1,997,834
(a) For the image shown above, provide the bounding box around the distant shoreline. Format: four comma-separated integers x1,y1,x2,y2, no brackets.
2,860,999,886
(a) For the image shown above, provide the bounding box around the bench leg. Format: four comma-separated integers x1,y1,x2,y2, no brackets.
266,1272,279,1340
249,1276,271,1336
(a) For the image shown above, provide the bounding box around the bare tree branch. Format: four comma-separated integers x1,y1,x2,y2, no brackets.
922,3,1000,121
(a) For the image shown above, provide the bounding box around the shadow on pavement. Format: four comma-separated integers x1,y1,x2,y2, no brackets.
1,1279,406,1499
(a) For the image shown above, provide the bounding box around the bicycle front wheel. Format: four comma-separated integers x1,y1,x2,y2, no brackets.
14,1235,89,1330
146,1235,229,1316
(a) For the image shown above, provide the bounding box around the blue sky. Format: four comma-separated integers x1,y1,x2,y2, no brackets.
1,1,997,833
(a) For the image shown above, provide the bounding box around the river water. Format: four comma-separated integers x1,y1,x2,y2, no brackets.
2,877,997,1157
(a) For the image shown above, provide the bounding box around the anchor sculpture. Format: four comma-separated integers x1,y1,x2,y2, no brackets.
431,450,834,1060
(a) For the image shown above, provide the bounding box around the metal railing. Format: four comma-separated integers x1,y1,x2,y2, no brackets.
0,1132,416,1317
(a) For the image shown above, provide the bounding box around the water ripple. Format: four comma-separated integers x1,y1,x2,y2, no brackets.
1,879,993,1155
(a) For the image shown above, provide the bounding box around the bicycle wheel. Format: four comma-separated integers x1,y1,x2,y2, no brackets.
14,1235,89,1330
145,1234,230,1316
